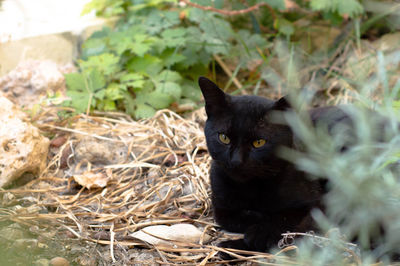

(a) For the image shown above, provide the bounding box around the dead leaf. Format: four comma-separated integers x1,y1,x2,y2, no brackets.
130,224,211,247
50,135,67,147
284,0,299,11
73,171,111,189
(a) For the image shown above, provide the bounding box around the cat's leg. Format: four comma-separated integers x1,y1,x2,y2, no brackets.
214,207,264,233
217,221,285,255
218,211,317,260
244,211,318,252
243,222,285,251
214,207,265,260
216,221,283,260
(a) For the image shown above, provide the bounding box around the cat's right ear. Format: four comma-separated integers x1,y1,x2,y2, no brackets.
272,96,291,111
198,77,228,116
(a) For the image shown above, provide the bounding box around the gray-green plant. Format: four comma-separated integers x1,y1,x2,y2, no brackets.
275,51,400,264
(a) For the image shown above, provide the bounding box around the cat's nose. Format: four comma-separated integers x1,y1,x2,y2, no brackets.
230,152,243,168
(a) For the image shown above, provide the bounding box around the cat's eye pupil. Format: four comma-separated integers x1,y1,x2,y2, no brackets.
218,133,230,144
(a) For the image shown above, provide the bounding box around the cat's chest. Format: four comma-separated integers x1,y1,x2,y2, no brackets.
211,163,322,212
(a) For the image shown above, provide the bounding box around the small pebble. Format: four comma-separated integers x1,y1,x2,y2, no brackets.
50,257,69,266
34,258,49,266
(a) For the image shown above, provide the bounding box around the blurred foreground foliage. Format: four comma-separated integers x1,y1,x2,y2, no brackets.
270,48,400,264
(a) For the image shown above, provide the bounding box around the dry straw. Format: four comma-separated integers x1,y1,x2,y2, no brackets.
0,107,294,265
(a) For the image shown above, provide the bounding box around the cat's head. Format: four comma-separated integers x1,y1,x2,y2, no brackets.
198,77,293,181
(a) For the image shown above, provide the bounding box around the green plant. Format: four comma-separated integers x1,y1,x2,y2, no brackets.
310,0,363,17
65,0,273,118
64,0,371,119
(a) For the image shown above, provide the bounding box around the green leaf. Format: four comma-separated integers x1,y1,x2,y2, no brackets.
184,27,203,52
146,90,173,109
200,17,233,55
65,90,91,113
161,28,187,48
155,81,181,101
109,32,133,55
105,83,125,100
337,0,363,17
181,48,211,67
310,0,363,17
200,17,233,41
123,92,136,117
144,10,180,34
159,49,186,67
97,99,117,111
94,88,106,100
65,69,105,93
177,63,208,80
89,26,112,39
82,0,125,17
134,103,156,119
260,0,285,10
310,0,332,11
79,53,121,76
130,37,153,57
64,69,106,113
188,8,210,24
65,73,86,91
120,73,145,89
86,68,106,92
181,80,202,101
274,18,295,36
322,11,344,26
155,70,182,83
203,37,230,55
126,55,163,76
81,38,108,59
234,30,269,65
104,100,117,111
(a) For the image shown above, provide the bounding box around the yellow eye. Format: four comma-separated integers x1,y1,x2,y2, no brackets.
218,133,230,144
253,139,266,148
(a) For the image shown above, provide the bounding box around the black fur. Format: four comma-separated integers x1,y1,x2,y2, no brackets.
198,77,351,254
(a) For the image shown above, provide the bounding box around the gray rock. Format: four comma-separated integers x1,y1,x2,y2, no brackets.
0,96,49,187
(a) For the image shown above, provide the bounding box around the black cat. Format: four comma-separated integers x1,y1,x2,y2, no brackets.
198,76,356,256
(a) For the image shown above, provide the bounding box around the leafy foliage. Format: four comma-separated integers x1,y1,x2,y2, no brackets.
310,0,363,17
65,0,372,118
67,1,274,118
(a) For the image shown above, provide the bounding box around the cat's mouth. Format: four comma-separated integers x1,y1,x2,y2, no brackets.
218,162,281,181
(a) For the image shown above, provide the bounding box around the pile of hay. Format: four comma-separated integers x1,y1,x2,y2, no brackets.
1,107,290,265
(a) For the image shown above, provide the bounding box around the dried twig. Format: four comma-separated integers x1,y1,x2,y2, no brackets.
213,54,243,91
180,0,276,17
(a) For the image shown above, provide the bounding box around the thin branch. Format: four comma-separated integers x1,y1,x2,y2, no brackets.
213,54,243,91
180,0,276,17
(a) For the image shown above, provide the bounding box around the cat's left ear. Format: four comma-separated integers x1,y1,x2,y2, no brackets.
198,77,229,116
272,96,291,110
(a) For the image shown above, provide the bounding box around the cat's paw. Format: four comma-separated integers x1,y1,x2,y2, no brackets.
244,224,279,252
217,239,248,260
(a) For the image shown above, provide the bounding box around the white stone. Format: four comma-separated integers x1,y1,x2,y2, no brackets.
0,96,49,187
